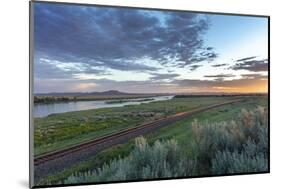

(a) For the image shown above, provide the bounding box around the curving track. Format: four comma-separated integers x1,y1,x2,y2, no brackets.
34,99,242,167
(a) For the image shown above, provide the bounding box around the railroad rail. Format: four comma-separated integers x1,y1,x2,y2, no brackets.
34,99,242,166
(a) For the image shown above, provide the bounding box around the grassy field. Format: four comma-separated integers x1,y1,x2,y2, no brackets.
34,96,242,156
34,95,268,185
34,94,162,103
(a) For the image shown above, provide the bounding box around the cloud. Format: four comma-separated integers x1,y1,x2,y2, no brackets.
231,58,268,72
173,76,268,93
241,73,267,79
35,72,268,94
236,56,257,62
212,63,227,67
149,73,180,80
34,2,217,80
174,77,265,88
34,57,109,79
189,65,202,71
34,78,179,93
204,74,235,78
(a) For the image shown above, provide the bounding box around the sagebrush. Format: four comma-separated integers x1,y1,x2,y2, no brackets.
62,107,268,184
63,137,196,183
191,107,268,174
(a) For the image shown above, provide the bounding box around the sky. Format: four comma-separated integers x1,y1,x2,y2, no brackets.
33,2,268,94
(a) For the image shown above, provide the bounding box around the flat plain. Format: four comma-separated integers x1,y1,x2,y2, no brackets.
34,95,268,185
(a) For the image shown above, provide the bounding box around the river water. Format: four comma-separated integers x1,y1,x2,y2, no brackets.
34,96,174,118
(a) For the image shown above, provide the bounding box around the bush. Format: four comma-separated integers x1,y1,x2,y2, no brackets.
63,137,196,184
211,139,268,174
62,107,268,184
191,107,268,174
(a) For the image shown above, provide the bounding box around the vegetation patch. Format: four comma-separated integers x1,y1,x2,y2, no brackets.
34,96,268,185
35,96,267,186
59,107,268,184
34,97,237,155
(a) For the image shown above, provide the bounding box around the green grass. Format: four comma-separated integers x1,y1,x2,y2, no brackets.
34,96,240,156
35,96,267,185
60,106,268,184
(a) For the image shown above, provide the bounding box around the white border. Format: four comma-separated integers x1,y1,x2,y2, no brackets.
1,0,280,189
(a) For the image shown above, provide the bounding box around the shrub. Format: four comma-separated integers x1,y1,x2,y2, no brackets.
63,137,196,184
191,119,245,168
211,139,268,174
191,107,268,174
62,107,268,184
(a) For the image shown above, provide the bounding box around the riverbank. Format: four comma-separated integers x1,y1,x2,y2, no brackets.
34,96,252,156
34,93,167,104
34,96,173,118
34,95,268,185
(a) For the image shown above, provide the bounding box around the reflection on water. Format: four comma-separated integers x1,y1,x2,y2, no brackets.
34,96,173,118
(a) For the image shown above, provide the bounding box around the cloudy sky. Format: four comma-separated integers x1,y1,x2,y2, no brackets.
33,2,268,94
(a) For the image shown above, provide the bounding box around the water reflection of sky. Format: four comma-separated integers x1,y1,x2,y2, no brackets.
34,96,173,118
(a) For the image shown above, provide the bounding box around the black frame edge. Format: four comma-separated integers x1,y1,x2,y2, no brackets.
29,1,270,188
32,0,270,18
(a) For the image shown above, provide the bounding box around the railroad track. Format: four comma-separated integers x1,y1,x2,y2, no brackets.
34,99,242,166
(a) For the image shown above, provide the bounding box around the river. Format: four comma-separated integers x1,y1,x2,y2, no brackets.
34,96,174,118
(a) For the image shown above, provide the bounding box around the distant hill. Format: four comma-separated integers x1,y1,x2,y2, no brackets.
35,90,168,97
97,90,131,96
